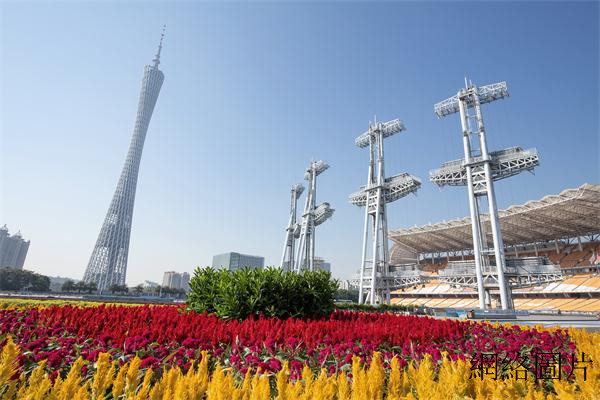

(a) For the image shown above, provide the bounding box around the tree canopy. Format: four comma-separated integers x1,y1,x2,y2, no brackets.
0,268,50,292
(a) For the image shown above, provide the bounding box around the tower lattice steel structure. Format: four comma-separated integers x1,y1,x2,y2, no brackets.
292,160,334,272
430,79,539,310
83,29,166,291
280,183,304,271
350,118,421,305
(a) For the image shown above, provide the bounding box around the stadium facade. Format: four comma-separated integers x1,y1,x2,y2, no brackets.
384,183,600,312
83,32,165,291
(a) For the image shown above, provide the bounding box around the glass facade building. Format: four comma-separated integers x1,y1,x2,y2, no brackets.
212,252,265,271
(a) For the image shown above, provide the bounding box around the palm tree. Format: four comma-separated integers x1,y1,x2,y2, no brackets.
61,280,75,293
108,284,120,294
85,282,98,294
133,284,144,296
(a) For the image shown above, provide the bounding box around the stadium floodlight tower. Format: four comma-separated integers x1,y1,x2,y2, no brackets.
280,183,305,271
431,79,539,310
349,118,421,305
294,161,335,272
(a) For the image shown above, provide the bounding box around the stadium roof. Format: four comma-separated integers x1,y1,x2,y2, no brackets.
389,183,600,254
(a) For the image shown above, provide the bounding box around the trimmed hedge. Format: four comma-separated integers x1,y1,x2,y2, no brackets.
335,303,415,313
187,267,338,320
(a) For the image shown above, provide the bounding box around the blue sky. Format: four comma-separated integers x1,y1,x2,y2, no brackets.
1,1,598,284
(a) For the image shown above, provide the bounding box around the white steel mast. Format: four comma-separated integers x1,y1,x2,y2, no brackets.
280,183,304,271
293,160,334,272
349,118,421,305
431,80,539,310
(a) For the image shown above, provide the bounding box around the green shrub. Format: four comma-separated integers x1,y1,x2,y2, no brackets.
187,267,338,320
335,302,415,313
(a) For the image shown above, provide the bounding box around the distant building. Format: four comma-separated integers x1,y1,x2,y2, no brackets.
338,280,351,290
162,271,180,288
0,225,30,269
181,272,190,291
143,280,160,288
212,252,264,271
48,276,75,292
314,257,331,273
161,271,190,292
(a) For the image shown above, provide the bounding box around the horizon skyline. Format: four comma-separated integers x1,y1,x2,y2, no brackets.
1,2,598,286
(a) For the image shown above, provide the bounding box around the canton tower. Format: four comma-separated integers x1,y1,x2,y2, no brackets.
83,29,165,291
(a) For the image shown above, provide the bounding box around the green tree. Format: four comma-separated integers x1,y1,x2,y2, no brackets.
62,279,76,292
0,268,27,290
0,267,50,292
30,274,50,292
85,282,97,293
108,284,121,294
133,284,144,295
74,281,87,293
335,289,359,302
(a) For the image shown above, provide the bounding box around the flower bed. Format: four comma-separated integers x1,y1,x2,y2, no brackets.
0,304,598,399
0,305,574,377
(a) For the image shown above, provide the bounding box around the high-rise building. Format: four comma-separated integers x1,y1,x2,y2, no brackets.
212,252,265,271
0,225,30,269
161,271,190,292
162,271,181,289
314,257,331,273
338,280,351,290
83,30,166,291
181,272,190,292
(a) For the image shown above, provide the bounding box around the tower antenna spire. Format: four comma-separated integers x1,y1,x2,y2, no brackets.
153,25,166,68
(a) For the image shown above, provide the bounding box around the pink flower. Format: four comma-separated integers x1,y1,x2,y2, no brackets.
267,358,281,371
140,356,160,369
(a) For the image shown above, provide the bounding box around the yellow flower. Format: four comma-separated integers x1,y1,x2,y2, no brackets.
125,355,142,396
0,336,20,388
112,361,129,398
91,352,114,399
366,352,385,399
337,372,350,400
276,360,290,400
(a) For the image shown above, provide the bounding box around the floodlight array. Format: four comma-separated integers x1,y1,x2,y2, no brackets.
292,183,305,195
434,81,509,117
314,202,335,226
355,119,406,148
429,147,539,187
384,173,422,203
304,160,329,179
349,173,421,206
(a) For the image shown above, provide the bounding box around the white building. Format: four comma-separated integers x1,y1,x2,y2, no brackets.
162,271,190,292
0,225,30,269
314,257,331,273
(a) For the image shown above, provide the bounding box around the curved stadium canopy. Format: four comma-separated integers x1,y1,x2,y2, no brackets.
389,183,600,255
